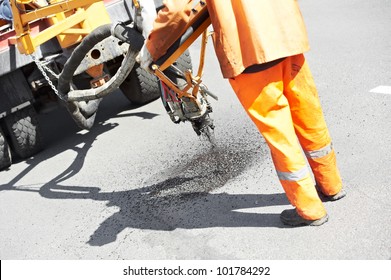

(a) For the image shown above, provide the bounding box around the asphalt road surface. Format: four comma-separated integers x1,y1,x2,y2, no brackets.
1,0,390,260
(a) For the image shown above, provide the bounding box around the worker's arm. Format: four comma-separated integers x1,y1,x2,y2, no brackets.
145,0,193,61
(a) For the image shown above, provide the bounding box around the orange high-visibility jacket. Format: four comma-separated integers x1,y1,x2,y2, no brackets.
145,0,310,78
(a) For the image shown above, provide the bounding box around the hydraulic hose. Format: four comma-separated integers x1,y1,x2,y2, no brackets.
57,23,144,130
65,100,99,130
59,23,144,102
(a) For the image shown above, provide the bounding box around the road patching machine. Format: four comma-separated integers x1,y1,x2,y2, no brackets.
0,0,216,171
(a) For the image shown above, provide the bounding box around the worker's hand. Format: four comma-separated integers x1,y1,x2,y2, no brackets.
136,44,153,71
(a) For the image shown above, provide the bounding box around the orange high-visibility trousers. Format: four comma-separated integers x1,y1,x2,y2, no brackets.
229,54,343,220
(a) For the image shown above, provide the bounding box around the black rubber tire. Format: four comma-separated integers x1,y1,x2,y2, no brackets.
0,126,12,171
120,63,160,105
4,106,43,159
175,49,193,73
120,49,193,105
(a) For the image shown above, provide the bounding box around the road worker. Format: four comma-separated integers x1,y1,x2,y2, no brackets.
138,0,346,226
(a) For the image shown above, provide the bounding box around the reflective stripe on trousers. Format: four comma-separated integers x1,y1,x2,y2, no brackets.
304,143,342,196
276,166,308,181
305,143,333,159
229,54,342,220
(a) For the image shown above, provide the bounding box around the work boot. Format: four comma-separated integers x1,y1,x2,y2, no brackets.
280,209,328,227
317,187,347,202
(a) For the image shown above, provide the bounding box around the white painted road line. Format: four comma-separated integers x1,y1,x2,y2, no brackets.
369,85,391,95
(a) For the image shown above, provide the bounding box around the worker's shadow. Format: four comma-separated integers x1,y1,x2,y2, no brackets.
38,145,289,247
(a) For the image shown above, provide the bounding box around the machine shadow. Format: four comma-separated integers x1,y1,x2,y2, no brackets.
1,91,159,187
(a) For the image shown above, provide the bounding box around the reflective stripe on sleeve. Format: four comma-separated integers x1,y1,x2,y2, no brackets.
305,143,333,159
276,166,309,181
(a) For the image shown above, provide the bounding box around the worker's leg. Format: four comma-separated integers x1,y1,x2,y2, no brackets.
229,64,326,220
283,54,343,196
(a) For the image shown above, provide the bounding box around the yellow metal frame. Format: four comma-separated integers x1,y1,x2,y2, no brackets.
10,0,112,54
151,2,212,104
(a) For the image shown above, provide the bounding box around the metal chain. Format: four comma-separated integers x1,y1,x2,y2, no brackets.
30,54,66,101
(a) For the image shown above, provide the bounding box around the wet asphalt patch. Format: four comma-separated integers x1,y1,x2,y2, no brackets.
143,143,261,198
